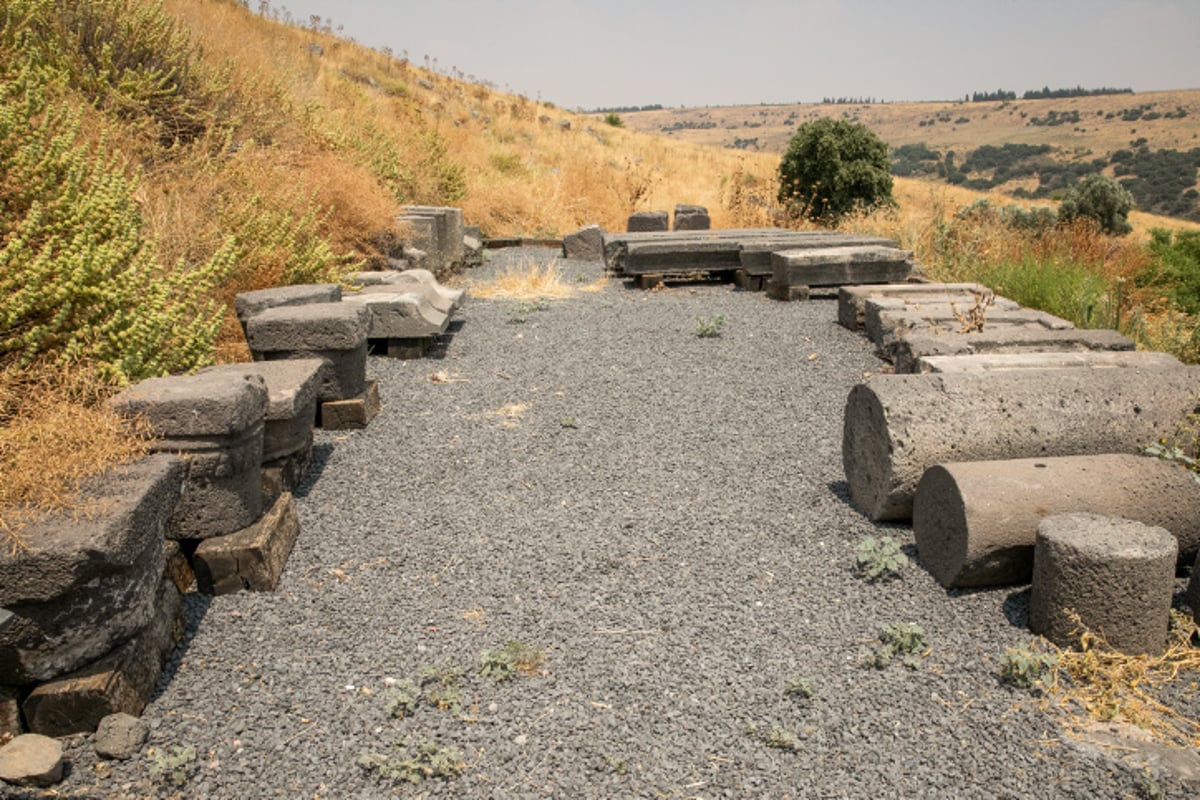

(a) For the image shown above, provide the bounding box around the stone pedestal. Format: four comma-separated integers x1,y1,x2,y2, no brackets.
193,493,301,595
246,303,370,402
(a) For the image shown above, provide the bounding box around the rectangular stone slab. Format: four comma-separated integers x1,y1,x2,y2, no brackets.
234,284,341,334
771,246,913,288
885,327,1137,374
193,493,301,595
320,381,381,430
916,350,1184,373
22,579,181,737
602,228,790,271
866,303,1069,347
838,282,995,331
738,234,898,276
341,290,449,339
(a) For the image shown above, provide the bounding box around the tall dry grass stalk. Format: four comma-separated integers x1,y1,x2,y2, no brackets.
466,257,605,301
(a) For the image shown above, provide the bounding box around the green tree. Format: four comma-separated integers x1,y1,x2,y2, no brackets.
777,118,894,224
603,112,624,128
1058,174,1135,236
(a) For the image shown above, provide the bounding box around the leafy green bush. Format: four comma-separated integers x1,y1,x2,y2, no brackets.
603,112,624,128
1059,174,1136,235
853,536,909,582
1145,228,1200,314
777,118,894,224
0,57,232,382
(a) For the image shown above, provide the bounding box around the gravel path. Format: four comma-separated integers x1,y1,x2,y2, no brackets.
46,248,1182,798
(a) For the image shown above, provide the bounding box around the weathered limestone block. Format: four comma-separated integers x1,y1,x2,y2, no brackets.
23,578,182,737
320,380,381,430
912,454,1200,587
1030,513,1176,654
246,302,369,402
234,284,341,335
341,289,449,339
673,204,711,231
626,210,669,233
0,733,64,787
842,367,1200,521
193,493,300,595
885,327,1137,374
915,350,1184,373
562,224,606,261
0,456,180,684
109,373,267,539
771,245,913,289
739,233,898,276
837,282,992,331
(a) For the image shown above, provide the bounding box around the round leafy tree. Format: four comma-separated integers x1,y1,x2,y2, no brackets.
1058,174,1135,236
777,118,894,224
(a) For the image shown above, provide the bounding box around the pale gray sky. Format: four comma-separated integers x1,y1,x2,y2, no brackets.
266,1,1200,109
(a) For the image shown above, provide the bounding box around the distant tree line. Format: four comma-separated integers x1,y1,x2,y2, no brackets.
586,104,664,114
970,89,1017,102
1021,85,1133,100
821,97,885,105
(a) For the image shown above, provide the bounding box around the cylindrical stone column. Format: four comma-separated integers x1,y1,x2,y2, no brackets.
842,367,1200,521
912,454,1200,587
1029,513,1176,655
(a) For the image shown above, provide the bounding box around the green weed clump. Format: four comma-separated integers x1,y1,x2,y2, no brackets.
357,736,464,784
0,56,231,382
998,643,1059,691
864,623,928,670
853,536,909,582
479,640,546,681
694,315,726,338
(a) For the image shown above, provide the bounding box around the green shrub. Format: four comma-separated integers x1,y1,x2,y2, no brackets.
853,536,908,582
778,118,894,224
0,58,232,382
998,644,1059,690
1059,174,1135,235
603,112,624,128
864,623,927,670
1145,228,1200,314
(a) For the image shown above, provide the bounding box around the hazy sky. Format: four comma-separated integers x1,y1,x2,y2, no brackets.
269,1,1200,109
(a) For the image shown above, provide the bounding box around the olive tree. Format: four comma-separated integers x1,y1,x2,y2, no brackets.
1058,174,1135,236
777,118,895,224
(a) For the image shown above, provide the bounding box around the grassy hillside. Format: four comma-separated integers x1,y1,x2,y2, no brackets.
622,91,1200,220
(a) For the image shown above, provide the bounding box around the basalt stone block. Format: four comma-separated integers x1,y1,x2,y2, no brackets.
401,206,464,273
837,282,991,331
885,328,1137,374
109,372,268,539
739,233,898,276
193,493,301,595
0,455,180,684
627,211,669,233
246,303,369,402
198,359,323,463
771,245,913,288
562,225,606,261
23,579,182,737
352,269,465,314
842,366,1200,521
673,204,711,231
915,350,1184,373
163,540,196,595
866,303,1066,348
913,454,1200,588
341,290,449,339
234,284,341,335
1030,513,1176,655
320,380,381,430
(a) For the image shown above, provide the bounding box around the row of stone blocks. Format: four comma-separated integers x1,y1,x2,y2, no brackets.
626,205,711,233
598,226,915,292
838,282,1200,654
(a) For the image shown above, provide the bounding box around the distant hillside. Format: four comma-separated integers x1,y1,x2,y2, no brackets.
621,90,1200,221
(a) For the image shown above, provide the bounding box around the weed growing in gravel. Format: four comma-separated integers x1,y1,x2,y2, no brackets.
600,753,629,775
383,678,421,719
853,536,909,582
560,416,578,429
418,664,464,714
146,745,197,788
357,736,464,784
507,297,551,323
783,676,818,701
998,643,1059,691
479,640,546,681
864,623,928,670
694,315,726,338
746,723,803,752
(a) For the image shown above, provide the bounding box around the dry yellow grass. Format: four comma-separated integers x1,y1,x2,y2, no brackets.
0,364,155,553
465,257,605,301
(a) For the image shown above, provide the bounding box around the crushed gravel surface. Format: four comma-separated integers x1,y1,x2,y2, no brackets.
39,247,1195,798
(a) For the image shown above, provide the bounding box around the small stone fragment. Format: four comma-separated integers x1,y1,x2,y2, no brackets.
95,712,149,760
0,733,64,788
